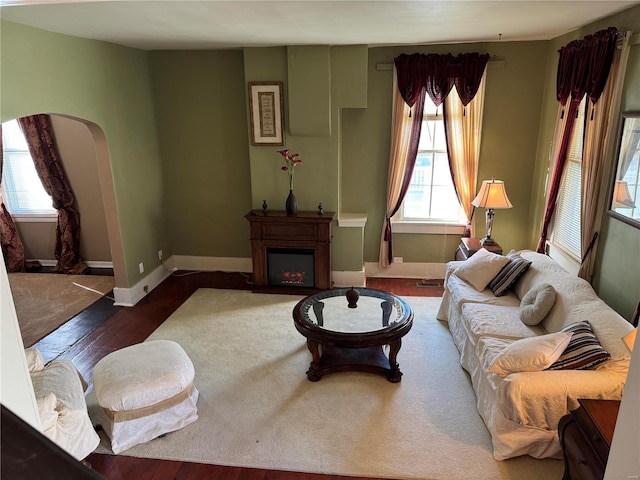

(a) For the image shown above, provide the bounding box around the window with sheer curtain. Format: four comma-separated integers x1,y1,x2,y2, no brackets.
1,119,56,218
396,99,466,226
392,98,467,235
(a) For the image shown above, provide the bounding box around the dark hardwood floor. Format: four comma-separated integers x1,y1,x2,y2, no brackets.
41,271,442,480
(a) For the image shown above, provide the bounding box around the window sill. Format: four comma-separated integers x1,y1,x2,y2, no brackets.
391,221,465,235
545,242,580,276
11,214,57,223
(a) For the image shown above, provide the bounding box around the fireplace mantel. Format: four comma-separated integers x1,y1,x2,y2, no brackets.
245,210,335,294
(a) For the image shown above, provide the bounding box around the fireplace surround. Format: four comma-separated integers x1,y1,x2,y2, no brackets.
246,210,334,294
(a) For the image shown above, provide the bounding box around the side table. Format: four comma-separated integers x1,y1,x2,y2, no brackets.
454,237,503,261
558,398,620,480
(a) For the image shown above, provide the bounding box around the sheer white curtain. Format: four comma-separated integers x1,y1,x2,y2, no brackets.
379,70,425,268
443,77,487,237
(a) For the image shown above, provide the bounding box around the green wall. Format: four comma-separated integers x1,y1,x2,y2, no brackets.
0,20,169,286
341,42,548,263
149,50,252,257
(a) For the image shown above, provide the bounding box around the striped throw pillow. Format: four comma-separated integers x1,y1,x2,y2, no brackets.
546,321,611,370
489,254,532,297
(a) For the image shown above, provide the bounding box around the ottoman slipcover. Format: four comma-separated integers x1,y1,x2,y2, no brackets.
93,340,198,453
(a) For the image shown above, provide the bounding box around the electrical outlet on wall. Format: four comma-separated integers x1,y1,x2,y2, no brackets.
393,257,404,263
158,250,163,262
139,262,144,274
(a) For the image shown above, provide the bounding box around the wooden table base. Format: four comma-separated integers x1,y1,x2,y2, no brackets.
305,339,403,383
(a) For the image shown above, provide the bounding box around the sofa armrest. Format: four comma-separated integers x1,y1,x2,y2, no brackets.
495,369,626,430
30,360,99,459
444,260,465,285
25,347,45,373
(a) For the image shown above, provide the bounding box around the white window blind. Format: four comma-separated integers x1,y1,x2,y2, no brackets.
552,99,586,260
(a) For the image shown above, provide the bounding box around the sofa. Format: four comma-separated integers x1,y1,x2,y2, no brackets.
26,347,100,460
436,249,634,460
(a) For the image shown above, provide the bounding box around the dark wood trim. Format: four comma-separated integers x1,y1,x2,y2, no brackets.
246,210,335,292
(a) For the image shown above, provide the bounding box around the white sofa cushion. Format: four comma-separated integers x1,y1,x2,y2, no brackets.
453,247,510,291
486,332,573,376
461,303,544,343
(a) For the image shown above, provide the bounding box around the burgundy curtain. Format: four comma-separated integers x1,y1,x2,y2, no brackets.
17,115,88,274
395,52,490,108
536,27,618,253
0,125,28,272
383,89,427,264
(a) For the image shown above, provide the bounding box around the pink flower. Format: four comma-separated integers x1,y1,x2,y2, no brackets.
277,149,303,190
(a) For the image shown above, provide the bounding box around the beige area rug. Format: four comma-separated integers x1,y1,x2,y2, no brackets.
87,289,563,480
8,273,115,347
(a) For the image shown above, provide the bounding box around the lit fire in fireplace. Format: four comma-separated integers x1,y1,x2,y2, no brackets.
280,271,306,285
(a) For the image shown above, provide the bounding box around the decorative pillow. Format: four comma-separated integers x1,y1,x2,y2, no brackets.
487,332,573,376
453,248,510,291
520,283,556,326
547,321,612,370
489,253,532,297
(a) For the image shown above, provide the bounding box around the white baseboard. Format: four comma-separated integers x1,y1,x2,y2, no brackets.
113,256,446,307
113,264,170,307
171,255,253,273
27,259,114,269
365,261,446,279
332,270,366,288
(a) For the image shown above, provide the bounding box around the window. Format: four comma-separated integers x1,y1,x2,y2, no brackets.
1,119,56,218
551,98,586,261
393,98,466,233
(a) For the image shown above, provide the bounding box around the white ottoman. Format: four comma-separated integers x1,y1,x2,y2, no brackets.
93,340,198,454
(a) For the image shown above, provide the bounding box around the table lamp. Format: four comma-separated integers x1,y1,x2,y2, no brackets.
471,178,513,246
612,180,636,209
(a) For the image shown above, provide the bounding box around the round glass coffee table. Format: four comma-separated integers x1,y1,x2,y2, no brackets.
293,287,413,382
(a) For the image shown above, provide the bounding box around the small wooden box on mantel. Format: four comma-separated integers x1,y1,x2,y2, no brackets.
245,210,335,294
455,237,503,261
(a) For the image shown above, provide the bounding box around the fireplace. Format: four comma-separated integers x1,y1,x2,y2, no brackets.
246,209,334,294
267,248,315,288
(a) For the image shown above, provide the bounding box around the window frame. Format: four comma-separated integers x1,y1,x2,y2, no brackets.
391,100,466,235
1,119,57,222
547,98,586,267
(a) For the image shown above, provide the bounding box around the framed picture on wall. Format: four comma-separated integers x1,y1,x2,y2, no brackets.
248,82,285,146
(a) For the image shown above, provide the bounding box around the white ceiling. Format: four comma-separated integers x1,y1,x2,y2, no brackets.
1,1,638,51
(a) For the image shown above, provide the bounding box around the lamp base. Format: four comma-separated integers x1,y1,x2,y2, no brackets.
480,236,497,246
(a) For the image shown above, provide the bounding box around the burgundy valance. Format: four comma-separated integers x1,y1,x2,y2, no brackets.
395,52,490,108
556,27,618,107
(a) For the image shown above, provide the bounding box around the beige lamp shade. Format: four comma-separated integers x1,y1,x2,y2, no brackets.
623,328,637,352
613,180,636,208
472,179,513,209
471,179,513,246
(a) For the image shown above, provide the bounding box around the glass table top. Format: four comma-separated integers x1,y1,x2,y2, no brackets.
296,288,411,334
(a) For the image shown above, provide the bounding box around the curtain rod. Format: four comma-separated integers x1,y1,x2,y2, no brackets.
376,55,504,71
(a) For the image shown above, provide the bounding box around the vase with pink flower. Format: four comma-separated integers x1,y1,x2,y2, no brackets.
277,149,303,215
